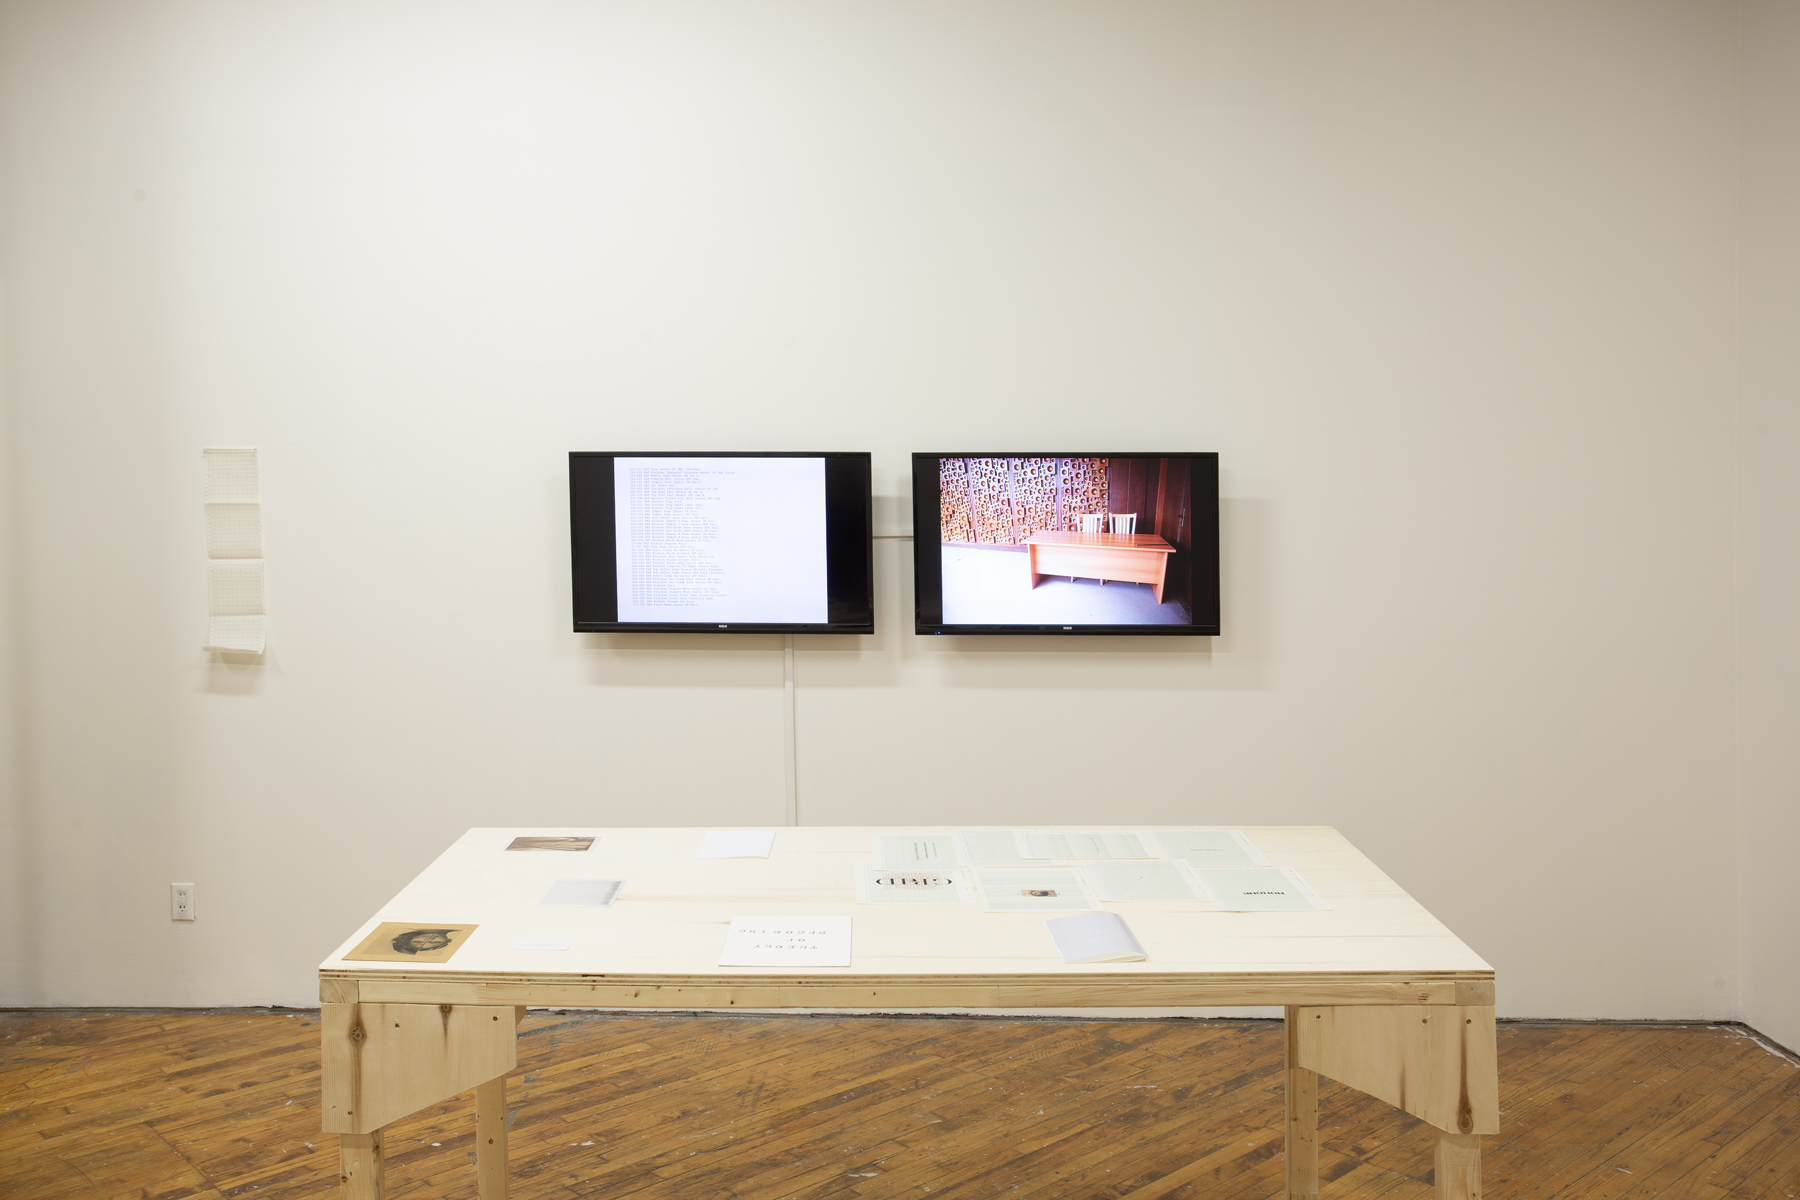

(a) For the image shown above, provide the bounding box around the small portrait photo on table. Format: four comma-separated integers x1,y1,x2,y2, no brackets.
506,836,595,852
343,921,479,963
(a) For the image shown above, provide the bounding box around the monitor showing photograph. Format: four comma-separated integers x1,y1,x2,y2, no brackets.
571,452,873,634
912,453,1218,636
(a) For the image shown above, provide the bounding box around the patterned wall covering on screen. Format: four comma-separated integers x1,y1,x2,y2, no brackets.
938,457,1113,544
1058,457,1109,528
938,457,976,544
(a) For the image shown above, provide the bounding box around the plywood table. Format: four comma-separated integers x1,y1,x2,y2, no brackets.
319,826,1497,1199
1025,531,1177,602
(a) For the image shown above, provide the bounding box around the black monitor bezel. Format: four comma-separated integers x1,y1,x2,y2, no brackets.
571,451,874,635
912,452,1219,637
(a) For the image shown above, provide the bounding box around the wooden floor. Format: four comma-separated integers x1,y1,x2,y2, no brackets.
3,1010,1797,1199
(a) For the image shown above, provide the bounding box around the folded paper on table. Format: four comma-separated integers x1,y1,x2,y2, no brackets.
539,879,622,907
698,830,775,858
1046,911,1147,963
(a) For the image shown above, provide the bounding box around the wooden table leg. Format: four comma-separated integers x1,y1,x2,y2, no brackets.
1435,1132,1481,1199
1284,1006,1319,1200
339,1129,383,1199
476,1075,509,1200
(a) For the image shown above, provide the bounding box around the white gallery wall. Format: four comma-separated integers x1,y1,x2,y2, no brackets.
0,0,1774,1024
1736,0,1800,1057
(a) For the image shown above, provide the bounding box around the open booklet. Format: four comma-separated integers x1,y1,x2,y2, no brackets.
1045,912,1147,963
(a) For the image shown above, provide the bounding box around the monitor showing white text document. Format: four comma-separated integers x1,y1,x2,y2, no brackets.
613,456,828,625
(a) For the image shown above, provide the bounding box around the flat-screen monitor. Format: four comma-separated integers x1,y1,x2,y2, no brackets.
912,453,1218,636
571,452,874,634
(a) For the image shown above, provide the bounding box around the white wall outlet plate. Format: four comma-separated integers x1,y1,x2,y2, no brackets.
171,882,196,921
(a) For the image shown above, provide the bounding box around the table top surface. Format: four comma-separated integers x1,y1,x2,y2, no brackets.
319,827,1491,987
1024,532,1175,551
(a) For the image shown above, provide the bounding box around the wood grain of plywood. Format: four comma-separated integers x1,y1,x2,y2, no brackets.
1295,1005,1500,1136
320,1003,516,1134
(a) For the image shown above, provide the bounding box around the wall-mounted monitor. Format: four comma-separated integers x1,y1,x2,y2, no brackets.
571,452,874,634
912,453,1218,636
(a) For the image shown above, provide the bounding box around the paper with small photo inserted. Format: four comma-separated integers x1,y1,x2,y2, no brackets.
697,830,775,858
972,867,1098,913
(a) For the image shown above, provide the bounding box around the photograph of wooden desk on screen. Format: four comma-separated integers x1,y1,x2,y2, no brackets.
938,456,1194,626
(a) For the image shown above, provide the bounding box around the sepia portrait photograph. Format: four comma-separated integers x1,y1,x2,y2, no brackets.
342,921,479,964
506,836,595,852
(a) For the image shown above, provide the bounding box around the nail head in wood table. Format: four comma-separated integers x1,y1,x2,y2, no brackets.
318,826,1497,1200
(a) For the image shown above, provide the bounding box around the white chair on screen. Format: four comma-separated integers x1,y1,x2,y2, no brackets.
1109,513,1137,535
1076,513,1106,533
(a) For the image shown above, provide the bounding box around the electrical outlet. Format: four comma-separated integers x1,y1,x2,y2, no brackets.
171,883,196,921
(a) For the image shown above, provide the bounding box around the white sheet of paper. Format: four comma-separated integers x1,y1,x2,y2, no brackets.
205,503,262,558
1197,866,1330,911
205,614,267,654
201,449,266,654
1045,911,1147,963
1151,830,1269,868
719,916,852,966
613,456,828,624
971,867,1098,913
1017,831,1155,860
854,862,975,905
203,448,260,503
1082,859,1205,903
953,830,1043,865
510,939,572,951
871,832,965,868
538,879,622,907
697,829,775,858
